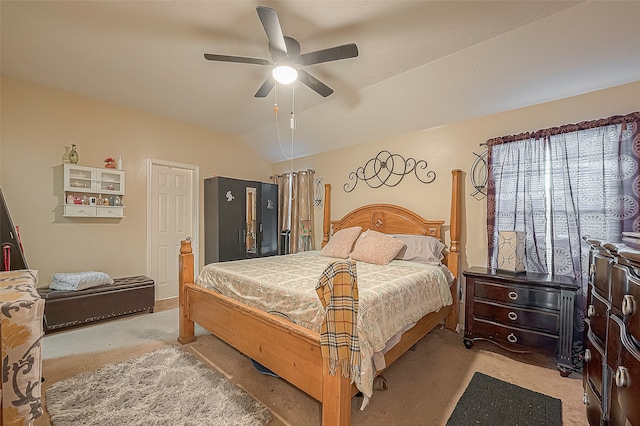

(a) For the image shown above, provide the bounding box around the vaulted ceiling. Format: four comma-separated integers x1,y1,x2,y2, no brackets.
2,1,639,162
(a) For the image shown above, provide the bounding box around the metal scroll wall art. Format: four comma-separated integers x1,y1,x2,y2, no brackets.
313,177,324,207
470,144,488,199
343,150,436,193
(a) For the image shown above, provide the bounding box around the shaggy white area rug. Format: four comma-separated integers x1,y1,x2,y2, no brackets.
45,346,272,426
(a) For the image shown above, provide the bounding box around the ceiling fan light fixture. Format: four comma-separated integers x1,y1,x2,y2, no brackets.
272,65,298,84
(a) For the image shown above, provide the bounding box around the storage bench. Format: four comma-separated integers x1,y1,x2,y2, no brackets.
37,275,155,333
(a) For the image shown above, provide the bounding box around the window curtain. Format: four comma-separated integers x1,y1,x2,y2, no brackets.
487,112,640,281
274,169,315,253
487,111,640,367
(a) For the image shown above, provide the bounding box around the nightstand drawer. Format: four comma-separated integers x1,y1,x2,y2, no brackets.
474,318,558,354
473,300,559,334
475,279,560,310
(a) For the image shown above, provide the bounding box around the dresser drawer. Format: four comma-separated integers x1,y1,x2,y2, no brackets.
584,330,605,399
475,279,560,311
474,300,559,334
592,253,612,299
474,318,558,355
617,270,640,345
615,337,640,426
584,378,604,426
588,291,609,348
605,314,640,425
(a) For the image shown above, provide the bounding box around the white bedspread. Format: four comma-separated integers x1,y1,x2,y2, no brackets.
196,250,452,400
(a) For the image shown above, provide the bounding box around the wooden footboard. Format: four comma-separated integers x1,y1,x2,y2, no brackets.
178,169,463,425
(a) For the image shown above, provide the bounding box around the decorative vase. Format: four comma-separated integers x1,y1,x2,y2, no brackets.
69,144,79,164
62,146,72,163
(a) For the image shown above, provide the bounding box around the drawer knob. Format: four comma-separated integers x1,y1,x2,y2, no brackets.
583,393,589,405
622,295,636,316
584,349,592,362
507,333,518,343
508,291,518,300
507,311,518,321
615,366,630,388
587,305,595,318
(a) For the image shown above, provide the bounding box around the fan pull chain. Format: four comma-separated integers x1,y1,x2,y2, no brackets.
290,83,295,173
273,83,292,160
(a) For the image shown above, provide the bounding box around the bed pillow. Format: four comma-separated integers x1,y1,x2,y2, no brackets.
49,271,114,291
321,226,362,258
352,229,369,252
393,234,445,264
349,230,406,265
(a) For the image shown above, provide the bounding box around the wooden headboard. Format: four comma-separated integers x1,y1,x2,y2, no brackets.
321,170,461,267
322,170,462,250
328,204,444,239
321,169,463,331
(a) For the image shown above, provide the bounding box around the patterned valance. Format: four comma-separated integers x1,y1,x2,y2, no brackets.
486,111,640,146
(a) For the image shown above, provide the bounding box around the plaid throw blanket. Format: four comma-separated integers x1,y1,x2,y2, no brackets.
315,259,361,383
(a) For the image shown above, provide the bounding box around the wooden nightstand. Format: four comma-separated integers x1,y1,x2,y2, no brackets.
462,266,579,376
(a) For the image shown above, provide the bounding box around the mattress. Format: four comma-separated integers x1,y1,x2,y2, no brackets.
196,250,452,399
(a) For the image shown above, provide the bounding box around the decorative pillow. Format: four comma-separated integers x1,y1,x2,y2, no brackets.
321,226,362,259
350,230,406,265
393,234,445,264
49,271,114,291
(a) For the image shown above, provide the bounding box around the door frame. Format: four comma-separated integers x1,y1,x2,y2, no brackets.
146,158,199,286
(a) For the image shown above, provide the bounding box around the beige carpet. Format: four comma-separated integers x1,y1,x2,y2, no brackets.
36,299,587,426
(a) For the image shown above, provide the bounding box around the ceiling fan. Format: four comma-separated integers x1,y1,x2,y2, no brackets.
204,6,359,98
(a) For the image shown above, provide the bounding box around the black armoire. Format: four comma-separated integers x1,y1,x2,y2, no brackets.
204,176,278,263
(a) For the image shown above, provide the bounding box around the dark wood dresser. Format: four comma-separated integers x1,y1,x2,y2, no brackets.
584,238,640,426
462,266,579,376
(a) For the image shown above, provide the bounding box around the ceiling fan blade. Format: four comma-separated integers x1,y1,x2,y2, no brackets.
298,70,334,97
256,6,287,56
204,53,270,66
298,43,358,66
255,75,275,98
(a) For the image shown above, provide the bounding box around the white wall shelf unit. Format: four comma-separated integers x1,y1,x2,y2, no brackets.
63,164,125,218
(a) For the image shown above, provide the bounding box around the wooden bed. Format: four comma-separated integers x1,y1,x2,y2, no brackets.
178,169,462,425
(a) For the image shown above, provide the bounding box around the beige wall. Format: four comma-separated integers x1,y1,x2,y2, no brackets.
2,74,639,291
0,75,272,287
274,81,640,277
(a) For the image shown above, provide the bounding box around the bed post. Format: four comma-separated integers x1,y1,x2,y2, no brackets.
321,358,351,426
446,169,463,331
178,239,196,344
322,183,331,248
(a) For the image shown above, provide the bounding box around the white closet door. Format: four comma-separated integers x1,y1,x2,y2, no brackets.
149,161,196,300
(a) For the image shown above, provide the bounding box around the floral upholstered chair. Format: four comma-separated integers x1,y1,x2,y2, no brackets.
0,269,44,425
